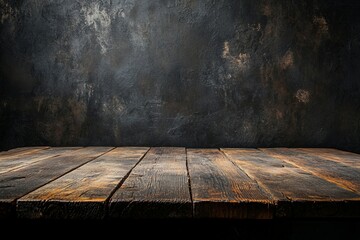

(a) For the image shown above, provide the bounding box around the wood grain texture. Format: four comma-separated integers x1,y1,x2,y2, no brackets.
0,147,113,218
0,147,81,175
109,147,192,218
0,147,49,159
222,148,360,218
0,147,360,219
188,148,272,219
298,148,360,168
17,147,149,219
261,148,360,194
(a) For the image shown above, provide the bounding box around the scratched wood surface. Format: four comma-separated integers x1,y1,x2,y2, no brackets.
298,148,360,168
109,147,192,218
0,147,359,219
0,147,113,218
187,149,272,218
17,147,149,219
261,148,360,194
222,148,360,218
0,147,48,159
0,147,81,175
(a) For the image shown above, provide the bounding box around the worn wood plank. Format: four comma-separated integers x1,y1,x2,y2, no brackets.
261,148,360,194
188,148,272,219
0,147,49,159
109,147,192,218
222,148,360,218
298,148,360,168
0,147,113,218
0,147,81,175
17,147,149,219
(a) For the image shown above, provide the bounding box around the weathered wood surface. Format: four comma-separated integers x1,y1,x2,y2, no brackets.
109,147,192,218
188,148,272,219
0,147,113,218
1,147,360,219
0,147,49,159
261,148,360,194
298,148,360,168
0,147,81,175
222,148,360,218
17,147,149,219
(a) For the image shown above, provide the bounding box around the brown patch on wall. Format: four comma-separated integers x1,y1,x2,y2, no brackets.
295,89,310,104
313,15,330,47
222,41,250,72
313,16,329,35
280,50,294,70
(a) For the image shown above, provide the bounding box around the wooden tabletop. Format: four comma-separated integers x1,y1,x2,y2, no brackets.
0,147,359,219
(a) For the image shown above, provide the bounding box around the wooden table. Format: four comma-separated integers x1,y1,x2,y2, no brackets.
0,147,359,219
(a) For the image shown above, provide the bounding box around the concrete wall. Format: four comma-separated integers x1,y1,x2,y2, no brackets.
1,0,360,151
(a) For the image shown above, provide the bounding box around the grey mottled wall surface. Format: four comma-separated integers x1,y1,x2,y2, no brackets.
1,0,360,151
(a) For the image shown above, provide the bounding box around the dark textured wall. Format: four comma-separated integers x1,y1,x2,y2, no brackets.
1,0,360,151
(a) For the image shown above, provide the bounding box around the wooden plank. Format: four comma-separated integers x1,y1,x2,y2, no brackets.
0,147,81,175
0,147,49,159
17,147,149,219
0,146,46,155
187,148,272,219
109,147,192,218
298,148,360,168
0,147,113,218
261,148,360,194
222,148,360,218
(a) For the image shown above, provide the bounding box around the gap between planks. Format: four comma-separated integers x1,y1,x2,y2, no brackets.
0,147,114,219
108,147,192,218
103,147,151,215
18,147,115,200
185,148,194,218
5,147,360,219
16,147,144,219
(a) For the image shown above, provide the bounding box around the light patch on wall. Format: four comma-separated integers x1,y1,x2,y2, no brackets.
83,4,111,28
0,0,18,24
74,82,94,101
222,41,250,71
101,96,125,114
82,3,111,54
120,9,126,18
280,50,294,70
295,89,310,103
81,2,147,53
222,41,230,58
128,22,149,50
81,3,123,54
248,23,261,32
